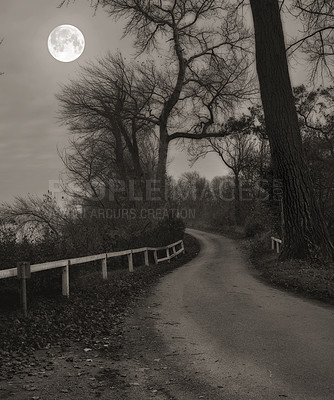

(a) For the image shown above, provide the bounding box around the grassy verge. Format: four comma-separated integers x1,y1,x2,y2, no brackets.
244,235,334,305
0,234,199,360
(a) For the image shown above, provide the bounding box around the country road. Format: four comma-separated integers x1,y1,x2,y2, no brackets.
142,229,334,400
2,229,334,400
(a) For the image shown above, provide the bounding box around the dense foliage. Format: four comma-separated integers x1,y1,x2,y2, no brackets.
0,206,185,301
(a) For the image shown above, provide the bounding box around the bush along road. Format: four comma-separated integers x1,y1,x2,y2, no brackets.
246,234,334,305
0,234,200,399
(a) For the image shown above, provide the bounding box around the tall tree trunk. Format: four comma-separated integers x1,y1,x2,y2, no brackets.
234,173,241,226
111,129,128,204
156,125,169,202
110,117,128,184
130,128,146,198
117,119,145,197
156,28,186,202
250,0,334,261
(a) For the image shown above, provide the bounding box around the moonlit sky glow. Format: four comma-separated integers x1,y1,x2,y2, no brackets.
0,1,309,203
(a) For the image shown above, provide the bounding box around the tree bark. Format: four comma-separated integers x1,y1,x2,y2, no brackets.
250,0,334,261
156,125,169,202
234,173,242,226
117,119,145,197
112,124,128,184
155,27,186,201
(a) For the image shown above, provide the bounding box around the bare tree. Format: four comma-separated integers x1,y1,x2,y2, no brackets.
59,125,159,206
172,171,212,224
57,53,159,201
60,0,254,197
295,85,334,158
0,194,67,237
190,117,260,225
287,1,334,81
59,136,117,208
60,0,334,260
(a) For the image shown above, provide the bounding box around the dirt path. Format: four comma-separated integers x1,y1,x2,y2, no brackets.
139,229,334,399
2,229,334,399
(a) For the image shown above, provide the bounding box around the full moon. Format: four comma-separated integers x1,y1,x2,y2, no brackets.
48,25,85,62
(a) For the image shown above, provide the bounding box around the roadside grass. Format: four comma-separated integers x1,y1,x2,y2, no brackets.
0,234,200,368
244,235,334,305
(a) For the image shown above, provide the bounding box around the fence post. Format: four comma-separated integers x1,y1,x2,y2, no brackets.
276,242,280,254
102,254,108,280
271,238,275,250
128,251,134,272
166,247,171,263
181,241,185,254
153,250,158,264
62,260,70,298
144,249,149,267
17,262,30,318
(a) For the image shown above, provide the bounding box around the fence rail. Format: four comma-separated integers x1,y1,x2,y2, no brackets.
271,236,282,253
0,239,185,299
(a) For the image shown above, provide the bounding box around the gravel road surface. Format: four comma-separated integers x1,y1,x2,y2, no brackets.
145,229,334,399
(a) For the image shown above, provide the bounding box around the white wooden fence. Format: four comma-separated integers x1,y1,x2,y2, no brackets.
271,236,282,253
0,239,185,298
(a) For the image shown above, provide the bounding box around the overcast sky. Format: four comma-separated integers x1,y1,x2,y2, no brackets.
0,0,308,203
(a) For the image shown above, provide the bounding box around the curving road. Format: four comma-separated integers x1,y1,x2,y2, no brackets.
149,229,334,400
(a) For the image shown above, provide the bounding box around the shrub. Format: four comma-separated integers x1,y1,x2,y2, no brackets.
244,201,275,238
245,220,267,237
0,225,17,268
146,216,185,247
0,210,186,297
